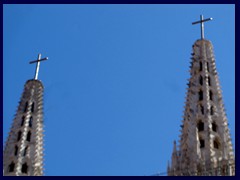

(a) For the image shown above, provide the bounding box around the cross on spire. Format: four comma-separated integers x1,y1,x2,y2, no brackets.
192,15,213,39
29,54,48,80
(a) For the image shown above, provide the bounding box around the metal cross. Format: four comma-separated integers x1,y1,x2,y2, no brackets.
29,54,48,80
192,15,213,39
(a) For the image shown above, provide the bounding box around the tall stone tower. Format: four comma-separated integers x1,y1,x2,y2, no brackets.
3,54,48,176
167,15,235,176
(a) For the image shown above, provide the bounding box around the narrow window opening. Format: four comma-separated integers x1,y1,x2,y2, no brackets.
200,105,204,115
199,62,203,71
208,77,211,86
207,62,210,72
26,131,31,142
21,116,25,126
23,146,28,156
24,102,28,112
29,117,33,128
8,162,15,172
200,139,205,148
209,90,213,101
14,145,18,156
198,121,204,131
17,131,22,141
212,122,217,132
214,140,219,149
31,102,35,113
199,75,203,85
210,106,214,115
21,163,28,174
199,90,203,101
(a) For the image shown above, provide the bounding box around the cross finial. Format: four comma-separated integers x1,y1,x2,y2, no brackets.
192,15,213,39
29,54,48,80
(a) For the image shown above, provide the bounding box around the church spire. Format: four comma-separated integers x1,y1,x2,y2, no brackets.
3,54,48,176
168,16,235,176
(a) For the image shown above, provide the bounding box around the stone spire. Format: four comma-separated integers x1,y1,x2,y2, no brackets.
3,54,48,176
168,23,235,176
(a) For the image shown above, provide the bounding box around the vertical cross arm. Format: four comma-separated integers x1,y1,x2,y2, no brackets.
29,54,48,80
192,15,213,39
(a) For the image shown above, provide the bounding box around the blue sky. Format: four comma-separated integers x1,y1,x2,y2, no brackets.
3,4,235,176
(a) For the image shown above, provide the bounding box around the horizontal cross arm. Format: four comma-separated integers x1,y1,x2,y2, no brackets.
29,57,48,64
192,18,213,25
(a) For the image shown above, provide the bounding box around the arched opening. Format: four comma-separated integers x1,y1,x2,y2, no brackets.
214,139,220,149
208,76,211,86
199,90,203,101
23,146,28,156
24,102,28,112
31,102,35,113
8,162,15,172
200,105,204,115
197,121,204,132
200,139,205,148
21,163,28,174
210,106,214,115
26,131,31,142
14,145,18,156
212,122,217,132
207,62,210,72
199,75,203,85
209,90,213,101
17,131,22,141
29,116,33,128
21,116,25,126
199,61,203,71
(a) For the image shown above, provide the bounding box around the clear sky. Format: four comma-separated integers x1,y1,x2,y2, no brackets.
3,4,235,176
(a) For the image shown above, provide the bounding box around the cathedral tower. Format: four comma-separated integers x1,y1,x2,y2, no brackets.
3,54,48,176
167,15,235,176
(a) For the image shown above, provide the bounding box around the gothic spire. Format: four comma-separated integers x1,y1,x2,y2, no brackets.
168,16,235,176
3,54,47,176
